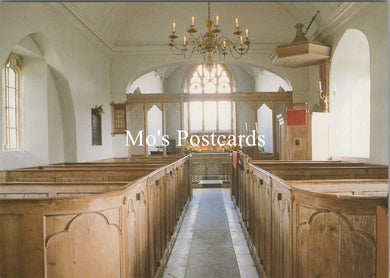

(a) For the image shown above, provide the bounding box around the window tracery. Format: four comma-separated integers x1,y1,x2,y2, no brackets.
2,53,23,150
188,64,232,132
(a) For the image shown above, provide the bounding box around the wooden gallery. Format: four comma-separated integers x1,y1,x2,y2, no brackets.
0,2,388,278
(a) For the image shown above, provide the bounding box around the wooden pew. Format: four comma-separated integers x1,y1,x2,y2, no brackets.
0,156,192,278
232,153,388,278
1,168,156,183
253,164,388,180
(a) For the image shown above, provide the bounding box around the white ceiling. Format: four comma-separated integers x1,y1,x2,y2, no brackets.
55,2,365,54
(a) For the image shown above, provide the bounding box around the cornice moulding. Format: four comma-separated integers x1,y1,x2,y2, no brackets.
111,43,278,57
310,2,367,42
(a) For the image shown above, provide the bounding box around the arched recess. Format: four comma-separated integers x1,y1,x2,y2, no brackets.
0,32,77,167
29,32,77,162
166,104,181,147
147,105,163,154
329,29,370,158
127,71,164,94
257,103,273,153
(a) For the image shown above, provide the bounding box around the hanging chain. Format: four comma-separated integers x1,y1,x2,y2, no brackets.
208,2,211,21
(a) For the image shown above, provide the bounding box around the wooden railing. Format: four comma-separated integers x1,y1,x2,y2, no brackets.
191,153,232,183
0,156,191,278
232,153,388,278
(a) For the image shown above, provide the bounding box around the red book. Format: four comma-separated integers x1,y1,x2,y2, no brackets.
287,109,307,125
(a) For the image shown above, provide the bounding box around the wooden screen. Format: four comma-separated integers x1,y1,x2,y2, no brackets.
112,103,127,134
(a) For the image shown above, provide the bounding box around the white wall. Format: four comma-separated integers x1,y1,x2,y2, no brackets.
255,70,291,92
165,64,188,94
325,3,388,164
147,105,163,153
163,63,255,94
0,3,112,169
166,105,181,147
127,71,164,94
330,29,370,159
47,67,65,163
258,104,273,153
228,64,254,92
111,52,309,100
128,106,145,155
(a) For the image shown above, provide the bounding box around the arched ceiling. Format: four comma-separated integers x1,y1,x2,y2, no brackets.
51,2,366,54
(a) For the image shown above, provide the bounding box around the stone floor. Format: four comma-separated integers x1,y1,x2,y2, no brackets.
162,188,259,278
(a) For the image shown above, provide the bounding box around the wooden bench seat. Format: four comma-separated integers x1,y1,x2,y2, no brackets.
0,181,128,198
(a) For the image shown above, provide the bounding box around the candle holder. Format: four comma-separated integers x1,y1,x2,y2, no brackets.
319,81,336,112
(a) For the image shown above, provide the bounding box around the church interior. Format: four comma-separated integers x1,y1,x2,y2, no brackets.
0,2,388,278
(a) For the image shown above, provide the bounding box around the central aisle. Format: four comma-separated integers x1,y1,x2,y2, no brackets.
163,188,258,278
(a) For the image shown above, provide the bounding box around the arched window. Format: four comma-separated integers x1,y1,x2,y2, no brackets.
329,29,370,158
2,53,23,150
188,64,233,132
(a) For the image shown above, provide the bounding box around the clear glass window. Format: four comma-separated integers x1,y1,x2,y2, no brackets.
188,64,232,132
2,54,22,150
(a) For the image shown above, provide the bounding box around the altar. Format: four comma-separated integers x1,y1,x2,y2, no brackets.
190,152,232,186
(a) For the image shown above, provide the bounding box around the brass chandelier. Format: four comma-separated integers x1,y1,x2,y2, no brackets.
168,2,251,67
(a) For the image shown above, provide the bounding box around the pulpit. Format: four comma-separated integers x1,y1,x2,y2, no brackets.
277,111,330,160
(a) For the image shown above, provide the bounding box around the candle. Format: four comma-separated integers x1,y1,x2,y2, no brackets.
183,36,187,45
191,16,195,26
235,18,239,28
215,15,219,26
255,121,258,131
245,28,249,39
240,36,243,45
223,40,226,47
245,121,248,131
319,80,322,91
172,22,176,32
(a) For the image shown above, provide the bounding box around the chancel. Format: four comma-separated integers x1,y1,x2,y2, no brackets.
0,2,388,278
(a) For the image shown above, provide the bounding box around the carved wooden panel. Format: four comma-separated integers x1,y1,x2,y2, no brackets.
46,212,121,278
0,214,23,278
271,184,292,278
126,198,137,278
137,189,150,278
377,206,388,278
296,205,376,278
257,176,272,277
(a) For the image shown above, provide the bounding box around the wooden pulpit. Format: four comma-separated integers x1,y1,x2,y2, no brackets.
277,111,330,160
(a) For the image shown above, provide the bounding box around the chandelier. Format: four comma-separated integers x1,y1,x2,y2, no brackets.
168,2,251,67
